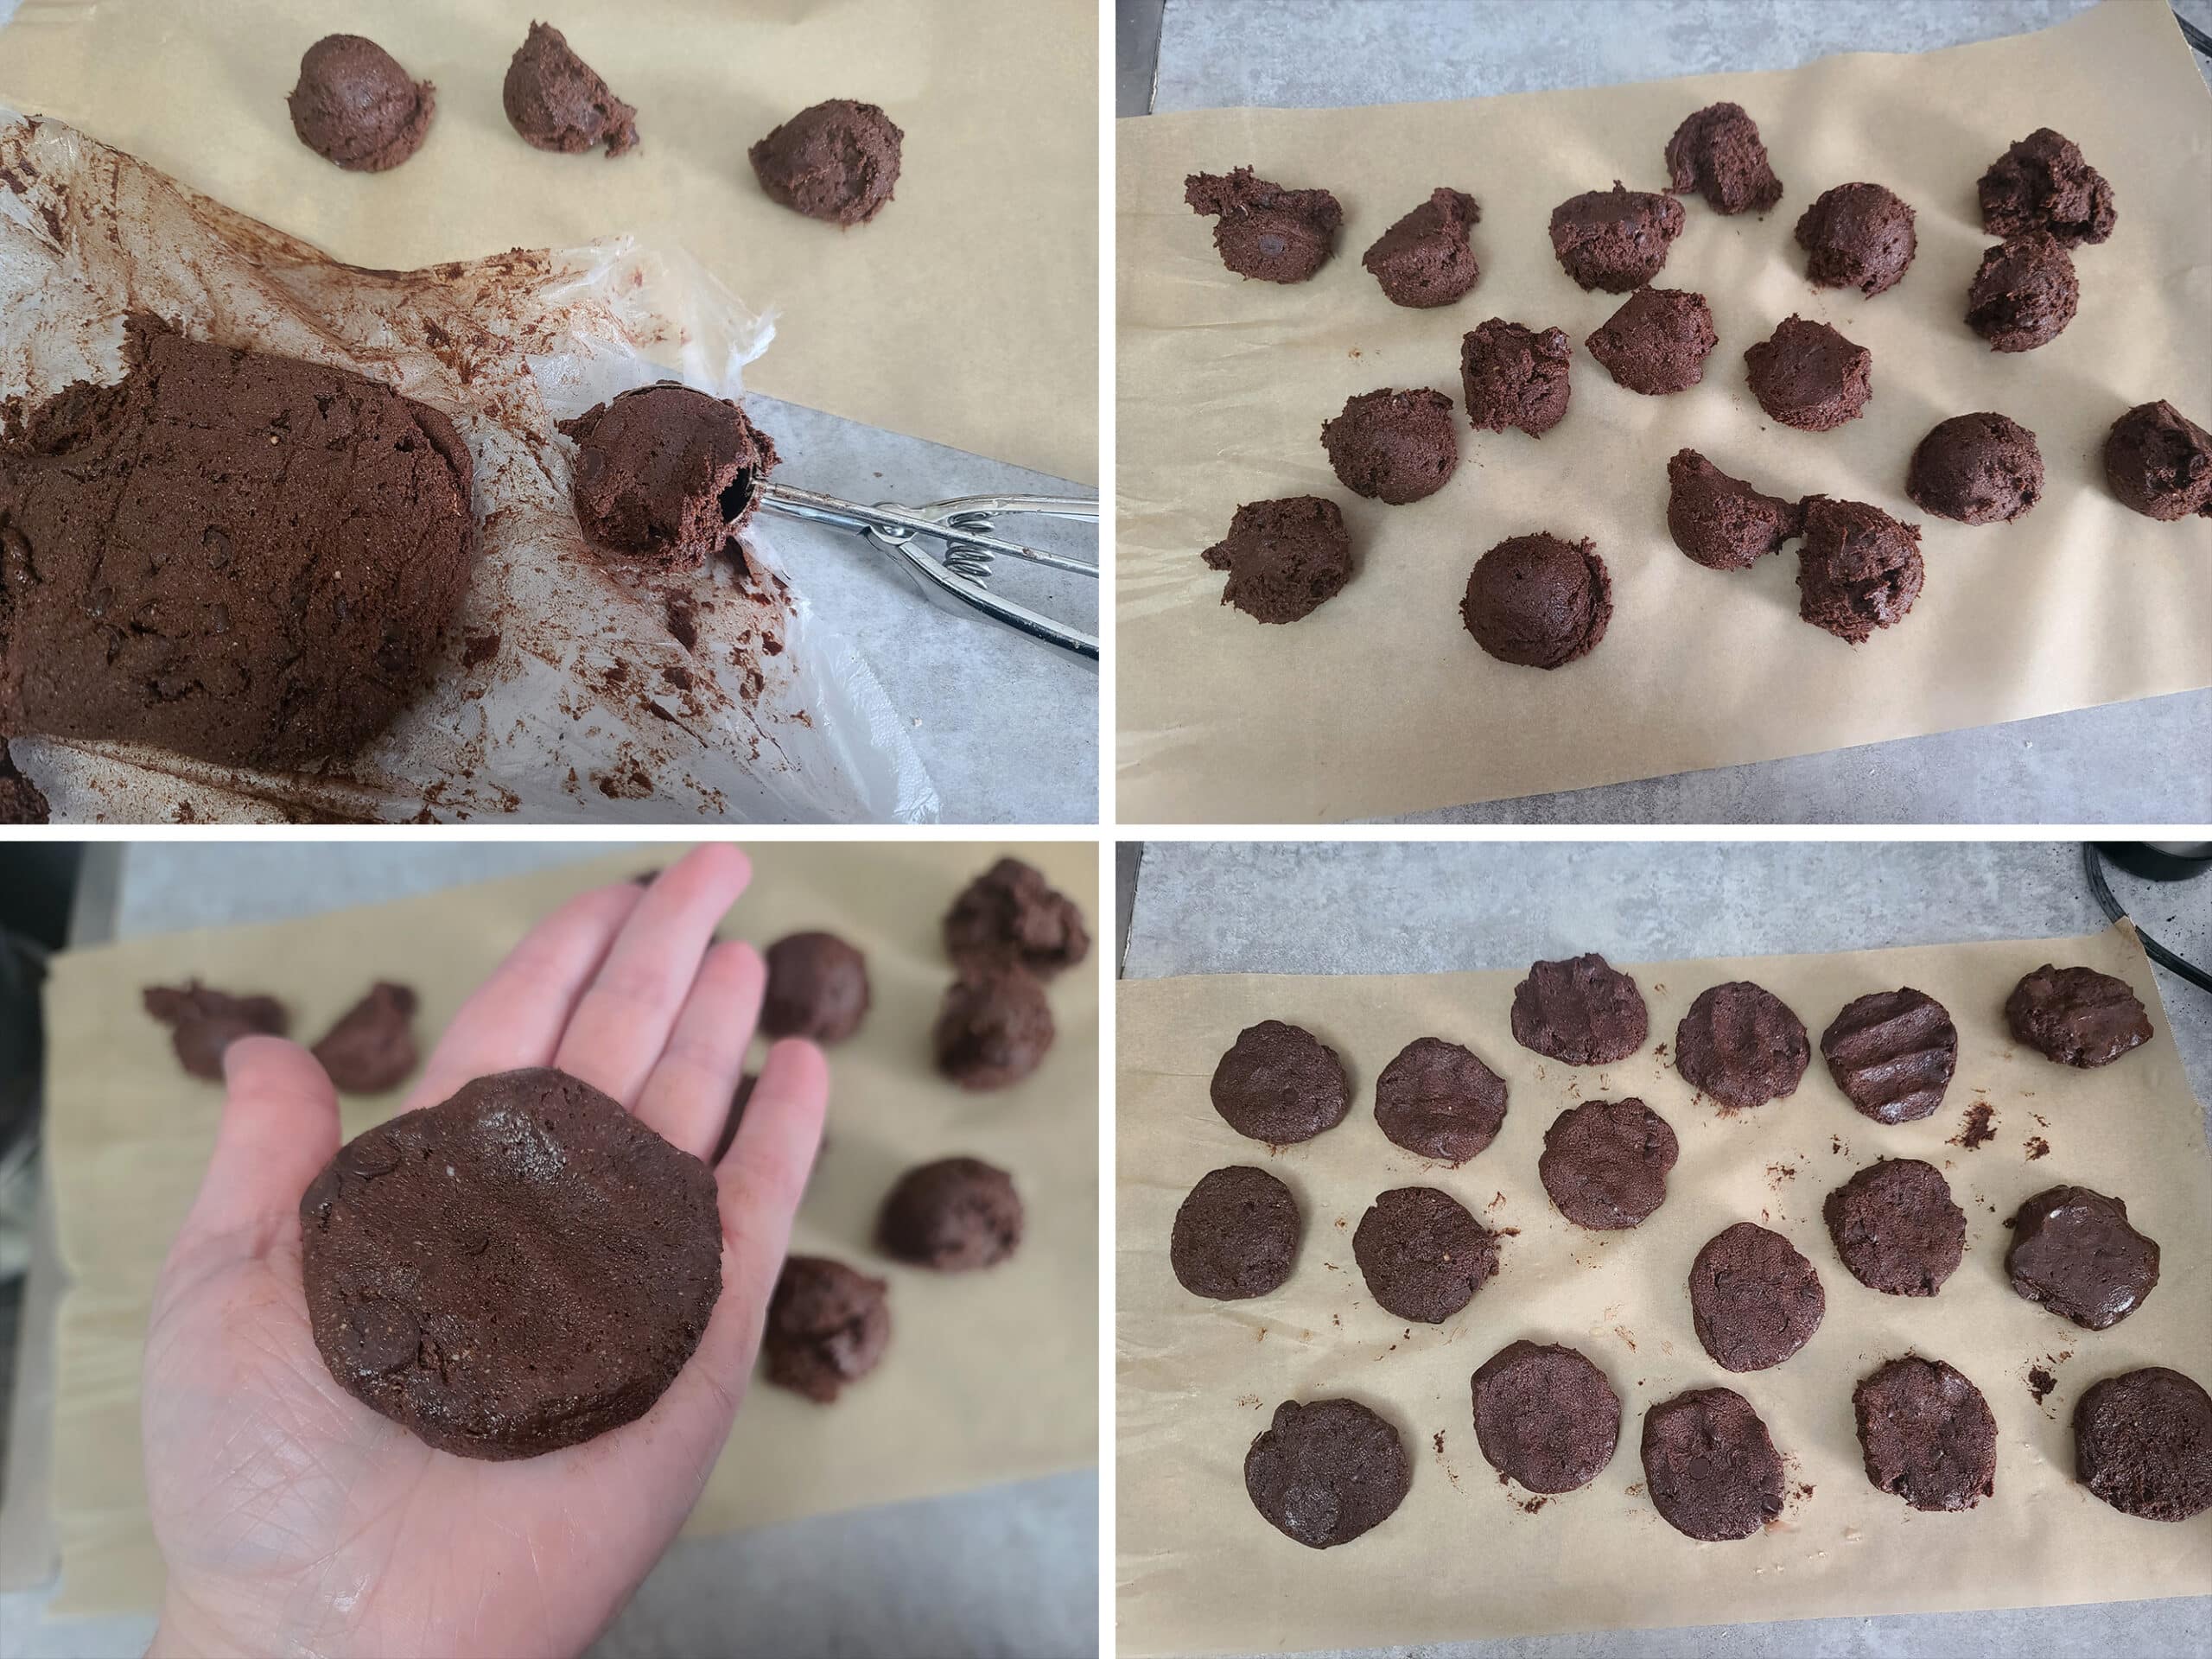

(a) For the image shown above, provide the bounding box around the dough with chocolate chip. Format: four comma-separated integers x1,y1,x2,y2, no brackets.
502,21,637,157
1548,183,1683,291
1460,534,1611,670
2006,1185,2160,1330
1185,168,1342,283
1171,1166,1301,1300
1967,233,2077,353
1471,1340,1620,1493
312,982,419,1095
1641,1388,1784,1541
1819,988,1956,1124
1459,320,1573,438
1321,389,1459,505
1675,981,1810,1110
1351,1185,1499,1323
1665,450,1802,570
1244,1399,1410,1548
1854,1356,1997,1511
1796,495,1923,644
2005,964,2152,1068
1363,188,1481,308
761,931,871,1045
1691,1222,1825,1372
1201,497,1351,624
1745,315,1872,431
1539,1098,1678,1230
143,980,289,1081
1373,1037,1508,1164
749,99,902,226
1586,287,1716,395
1907,413,2044,524
877,1156,1022,1270
766,1255,889,1403
1795,182,1917,296
2104,401,2212,521
288,35,435,172
2075,1367,2212,1522
1825,1159,1964,1297
1211,1020,1349,1144
1979,129,2115,247
1664,102,1781,215
1510,953,1646,1065
944,856,1090,979
932,969,1053,1090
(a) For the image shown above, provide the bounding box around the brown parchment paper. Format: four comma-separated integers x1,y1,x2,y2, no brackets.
36,842,1099,1617
1116,921,2212,1656
0,0,1097,485
1115,0,2212,823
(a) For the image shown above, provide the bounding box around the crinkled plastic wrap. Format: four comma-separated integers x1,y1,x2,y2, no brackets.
0,112,939,823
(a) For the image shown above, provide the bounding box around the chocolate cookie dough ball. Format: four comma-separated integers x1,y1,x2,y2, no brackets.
288,35,435,172
1966,232,2078,353
558,383,779,571
1795,182,1917,296
1171,1166,1301,1300
1372,1036,1508,1164
1539,1097,1679,1230
766,1255,890,1403
143,980,289,1081
1853,1356,1997,1512
1351,1185,1500,1324
1641,1388,1784,1541
1200,496,1352,625
1459,319,1573,438
1244,1398,1410,1549
1907,413,2044,524
1548,182,1684,292
1471,1341,1621,1494
312,982,419,1095
877,1156,1023,1271
1211,1020,1349,1145
932,969,1052,1090
1819,988,1956,1125
2005,963,2152,1068
1665,450,1802,570
1460,534,1612,670
1825,1158,1965,1297
1185,167,1342,283
1675,981,1810,1111
1664,102,1782,215
2104,401,2212,521
761,931,871,1044
749,99,903,226
944,856,1090,979
1979,128,2115,247
1745,315,1872,431
2075,1367,2212,1523
1586,288,1717,396
1363,188,1481,308
1796,495,1923,645
1690,1223,1824,1372
299,1068,721,1458
503,21,637,156
1320,389,1459,505
2006,1185,2161,1330
1510,952,1646,1065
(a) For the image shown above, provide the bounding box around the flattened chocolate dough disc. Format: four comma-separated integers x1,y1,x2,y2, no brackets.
1664,102,1782,215
1320,388,1459,505
1171,1166,1301,1300
877,1156,1023,1271
944,856,1090,979
1665,449,1802,571
765,1255,889,1403
1510,953,1647,1065
1548,182,1683,292
1201,496,1352,625
1641,1388,1784,1541
932,969,1053,1090
1185,167,1342,283
299,1067,721,1459
1244,1398,1410,1548
1211,1020,1350,1144
1539,1098,1679,1230
2104,401,2212,521
760,931,872,1045
1372,1037,1508,1164
1854,1356,1997,1512
143,980,289,1082
1363,188,1481,308
1824,1158,1964,1297
2005,963,2152,1068
1675,981,1810,1110
311,982,418,1095
2005,1185,2160,1330
2075,1367,2212,1523
1690,1222,1824,1372
1351,1186,1499,1324
1471,1340,1621,1494
1460,319,1573,438
1819,988,1957,1124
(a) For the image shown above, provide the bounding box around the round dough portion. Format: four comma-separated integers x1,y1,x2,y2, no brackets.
1796,494,1924,645
557,383,780,569
765,1255,890,1403
288,35,435,172
1690,1222,1825,1372
1172,1166,1300,1300
1745,315,1872,431
1363,188,1481,308
1819,988,1957,1124
1210,1020,1350,1145
1663,102,1782,215
1907,413,2044,524
2074,1367,2212,1523
502,20,637,156
1795,182,1917,296
876,1156,1023,1271
1185,167,1342,283
1966,232,2077,353
1585,287,1716,396
748,99,903,226
944,856,1090,980
1351,1186,1499,1324
1675,980,1810,1110
1321,389,1459,505
1665,449,1802,572
1471,1340,1621,1493
2103,401,2212,521
2005,963,2153,1067
2005,1185,2160,1330
1539,1098,1679,1230
1824,1159,1965,1297
312,982,419,1095
1460,319,1573,438
1460,535,1612,671
1372,1036,1508,1164
1548,182,1684,291
1979,128,2115,247
143,980,289,1082
1641,1388,1784,1541
1201,496,1351,625
932,970,1054,1090
1244,1398,1411,1549
1510,953,1647,1065
760,931,871,1044
1853,1356,1997,1511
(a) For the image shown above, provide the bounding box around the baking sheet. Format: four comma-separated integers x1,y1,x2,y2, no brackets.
1115,0,2212,823
0,0,1097,486
1116,920,2212,1656
38,841,1100,1617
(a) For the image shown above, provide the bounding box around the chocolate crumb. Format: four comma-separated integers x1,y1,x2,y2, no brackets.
2026,1136,2050,1160
1949,1103,1997,1149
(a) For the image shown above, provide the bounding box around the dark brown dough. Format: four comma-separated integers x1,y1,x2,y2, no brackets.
143,980,289,1081
1664,102,1782,215
1690,1222,1825,1372
1539,1098,1678,1230
1460,534,1611,671
1244,1398,1410,1549
1675,981,1810,1110
1854,1356,1997,1511
1819,988,1956,1125
1351,1185,1499,1324
760,931,871,1045
0,318,474,769
1372,1037,1508,1164
1641,1387,1784,1541
288,35,435,172
1966,232,2078,353
944,856,1090,980
1548,182,1684,292
876,1156,1022,1271
1470,1340,1621,1493
1745,315,1872,431
2005,963,2152,1068
1320,389,1459,505
503,21,637,157
1907,413,2044,524
1185,167,1342,283
557,383,779,571
1459,319,1573,438
0,743,48,824
1665,449,1802,570
748,99,902,226
1824,1158,1965,1297
1170,1166,1301,1300
1210,1020,1349,1145
2103,401,2212,521
1201,496,1351,624
311,982,419,1095
1363,188,1481,308
1795,182,1917,296
932,969,1053,1090
2075,1367,2212,1523
1979,129,2115,247
765,1255,889,1403
1796,495,1923,645
1585,287,1716,396
299,1067,720,1459
2005,1185,2160,1330
1510,952,1647,1065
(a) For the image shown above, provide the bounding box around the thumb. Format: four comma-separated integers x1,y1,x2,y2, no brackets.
175,1035,343,1253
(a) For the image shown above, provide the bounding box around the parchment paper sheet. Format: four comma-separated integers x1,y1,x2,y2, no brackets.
0,0,1097,485
1116,0,2212,823
1116,921,2212,1656
37,842,1099,1617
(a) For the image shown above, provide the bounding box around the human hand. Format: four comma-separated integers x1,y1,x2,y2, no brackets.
140,844,827,1659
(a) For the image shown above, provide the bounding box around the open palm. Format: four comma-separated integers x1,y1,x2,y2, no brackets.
140,846,827,1659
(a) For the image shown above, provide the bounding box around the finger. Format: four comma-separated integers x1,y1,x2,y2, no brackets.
175,1036,342,1252
402,881,645,1113
632,940,766,1161
554,843,753,1108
